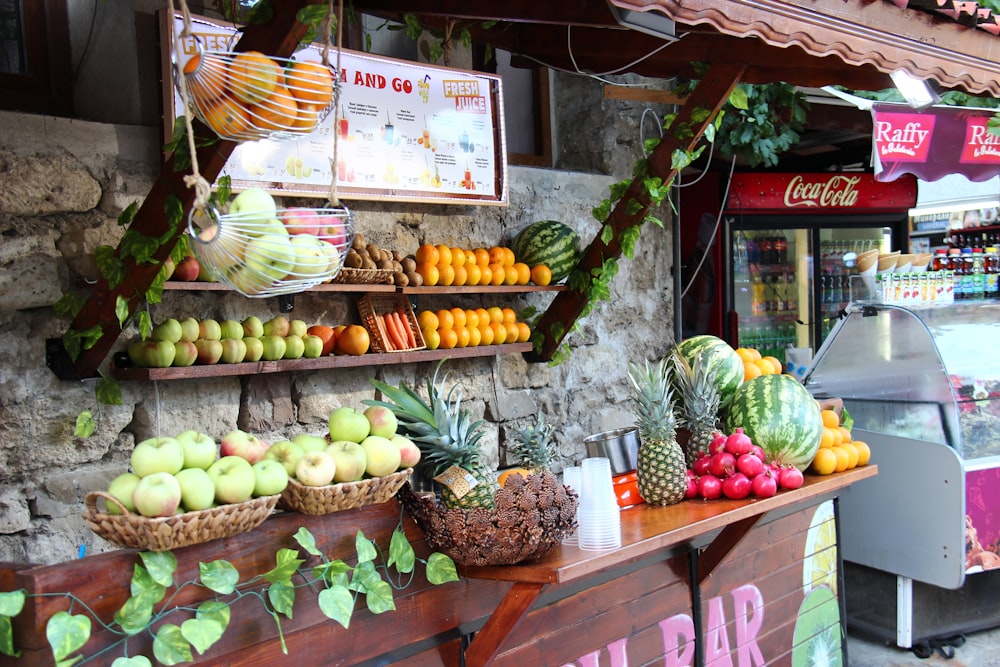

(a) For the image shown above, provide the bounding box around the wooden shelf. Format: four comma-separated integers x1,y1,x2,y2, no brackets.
163,281,566,295
399,284,567,295
111,342,533,380
162,281,397,293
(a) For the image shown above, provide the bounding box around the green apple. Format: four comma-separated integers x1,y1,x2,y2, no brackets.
132,472,182,517
260,334,286,361
195,339,224,364
219,319,245,340
220,338,248,364
263,440,305,476
289,319,308,337
252,459,289,496
131,340,174,368
263,316,290,337
360,435,402,477
321,240,344,274
228,264,271,296
131,436,185,477
175,430,218,469
243,233,295,282
151,318,183,343
243,336,264,362
179,317,201,343
175,467,216,511
295,450,337,486
127,341,149,367
326,441,367,483
328,406,371,443
289,234,330,277
363,405,398,439
302,334,324,358
173,340,198,367
242,315,264,338
292,433,329,453
207,456,256,504
220,429,270,464
283,334,305,360
105,472,141,515
199,319,222,341
229,188,277,230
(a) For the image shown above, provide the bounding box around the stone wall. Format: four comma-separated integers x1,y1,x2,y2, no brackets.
0,70,676,564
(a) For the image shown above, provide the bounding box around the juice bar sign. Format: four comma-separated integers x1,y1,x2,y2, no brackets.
725,172,918,214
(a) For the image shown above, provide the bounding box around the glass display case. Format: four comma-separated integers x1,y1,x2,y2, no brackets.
805,301,1000,649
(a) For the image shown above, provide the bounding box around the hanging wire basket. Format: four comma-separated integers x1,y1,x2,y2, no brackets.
176,46,338,142
188,201,354,297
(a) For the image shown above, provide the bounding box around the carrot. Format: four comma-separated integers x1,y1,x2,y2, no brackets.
382,311,406,350
396,309,416,348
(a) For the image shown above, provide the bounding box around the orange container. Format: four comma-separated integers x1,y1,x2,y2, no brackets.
613,472,643,508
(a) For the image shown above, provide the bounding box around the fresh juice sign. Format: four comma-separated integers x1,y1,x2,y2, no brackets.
442,79,488,113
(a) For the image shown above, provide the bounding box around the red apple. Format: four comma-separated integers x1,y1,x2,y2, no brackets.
172,255,201,281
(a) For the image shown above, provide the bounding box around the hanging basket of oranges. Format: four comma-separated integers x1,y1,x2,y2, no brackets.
188,188,354,298
177,47,337,142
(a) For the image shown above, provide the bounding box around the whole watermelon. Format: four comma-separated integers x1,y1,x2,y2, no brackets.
674,335,744,407
724,374,823,471
510,220,582,282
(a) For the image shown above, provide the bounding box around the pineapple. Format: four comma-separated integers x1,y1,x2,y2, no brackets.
627,357,687,506
671,351,722,467
508,412,556,473
367,362,499,509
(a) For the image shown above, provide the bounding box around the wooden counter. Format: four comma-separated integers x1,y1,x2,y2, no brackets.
0,467,875,666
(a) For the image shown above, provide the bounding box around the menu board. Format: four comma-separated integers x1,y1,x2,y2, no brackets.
164,13,507,205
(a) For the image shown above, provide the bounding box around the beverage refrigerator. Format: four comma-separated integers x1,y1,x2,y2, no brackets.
719,172,918,368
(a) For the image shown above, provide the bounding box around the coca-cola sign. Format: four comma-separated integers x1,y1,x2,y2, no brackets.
726,172,917,213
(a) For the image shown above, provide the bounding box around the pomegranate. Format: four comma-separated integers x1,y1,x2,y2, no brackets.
709,432,728,455
724,427,753,456
751,445,765,461
778,466,805,490
752,473,778,498
698,475,723,499
693,455,713,477
685,475,699,499
722,472,752,499
708,452,735,478
736,453,764,478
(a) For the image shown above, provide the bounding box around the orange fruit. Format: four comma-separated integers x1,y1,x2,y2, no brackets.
853,441,871,465
498,468,532,487
530,264,552,286
515,322,531,343
487,306,504,324
501,307,517,324
435,309,455,330
475,308,491,326
828,426,843,447
417,310,439,331
416,262,439,286
478,322,495,345
438,327,458,349
184,52,229,103
489,322,507,345
465,309,480,328
473,247,491,266
452,264,468,286
250,84,299,132
334,325,370,356
488,246,506,266
820,427,836,449
762,356,784,375
438,263,455,287
464,263,482,286
450,247,466,267
743,362,763,382
228,51,282,105
753,358,777,375
512,262,531,285
502,247,516,267
736,348,757,364
502,264,520,285
201,94,252,139
840,441,860,469
449,307,467,329
503,321,519,344
415,244,440,265
466,325,482,347
284,60,334,106
306,324,337,356
811,449,838,475
478,264,493,286
435,244,453,266
488,264,506,286
422,327,441,350
837,426,852,445
830,446,850,473
455,326,471,348
290,103,322,131
821,409,840,429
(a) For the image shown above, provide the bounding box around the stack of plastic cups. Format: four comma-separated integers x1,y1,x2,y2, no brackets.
562,466,582,546
577,457,622,551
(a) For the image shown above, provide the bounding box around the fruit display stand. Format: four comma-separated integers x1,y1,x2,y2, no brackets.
805,300,1000,649
0,468,874,666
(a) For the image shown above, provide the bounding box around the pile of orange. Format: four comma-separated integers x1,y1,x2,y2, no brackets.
809,408,871,475
413,243,551,287
416,306,532,351
735,347,784,381
184,50,334,140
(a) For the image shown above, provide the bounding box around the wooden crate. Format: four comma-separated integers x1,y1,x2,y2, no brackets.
357,293,426,353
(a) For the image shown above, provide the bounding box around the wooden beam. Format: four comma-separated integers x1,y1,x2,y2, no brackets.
529,62,746,362
464,581,545,667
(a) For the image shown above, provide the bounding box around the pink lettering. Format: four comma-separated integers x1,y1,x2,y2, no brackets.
705,596,735,667
577,650,601,667
608,637,629,667
659,614,696,667
731,585,766,667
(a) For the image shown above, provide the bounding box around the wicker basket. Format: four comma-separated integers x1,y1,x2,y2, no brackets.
331,267,395,285
397,471,579,566
279,469,412,515
357,294,426,353
83,492,280,552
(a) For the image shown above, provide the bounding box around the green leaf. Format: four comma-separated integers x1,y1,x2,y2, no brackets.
728,87,749,110
140,551,178,588
117,201,140,227
264,548,305,583
152,624,193,666
111,657,152,667
0,590,25,617
349,560,380,593
0,616,19,658
600,224,614,246
387,527,415,574
74,411,96,438
292,527,322,557
115,295,130,328
318,585,355,629
53,292,86,320
180,618,224,655
355,531,377,564
96,372,122,406
200,560,239,595
114,596,153,636
363,579,395,614
45,611,91,662
268,580,296,619
137,311,152,341
119,230,160,266
426,552,459,584
196,600,230,629
313,560,351,587
95,245,124,288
